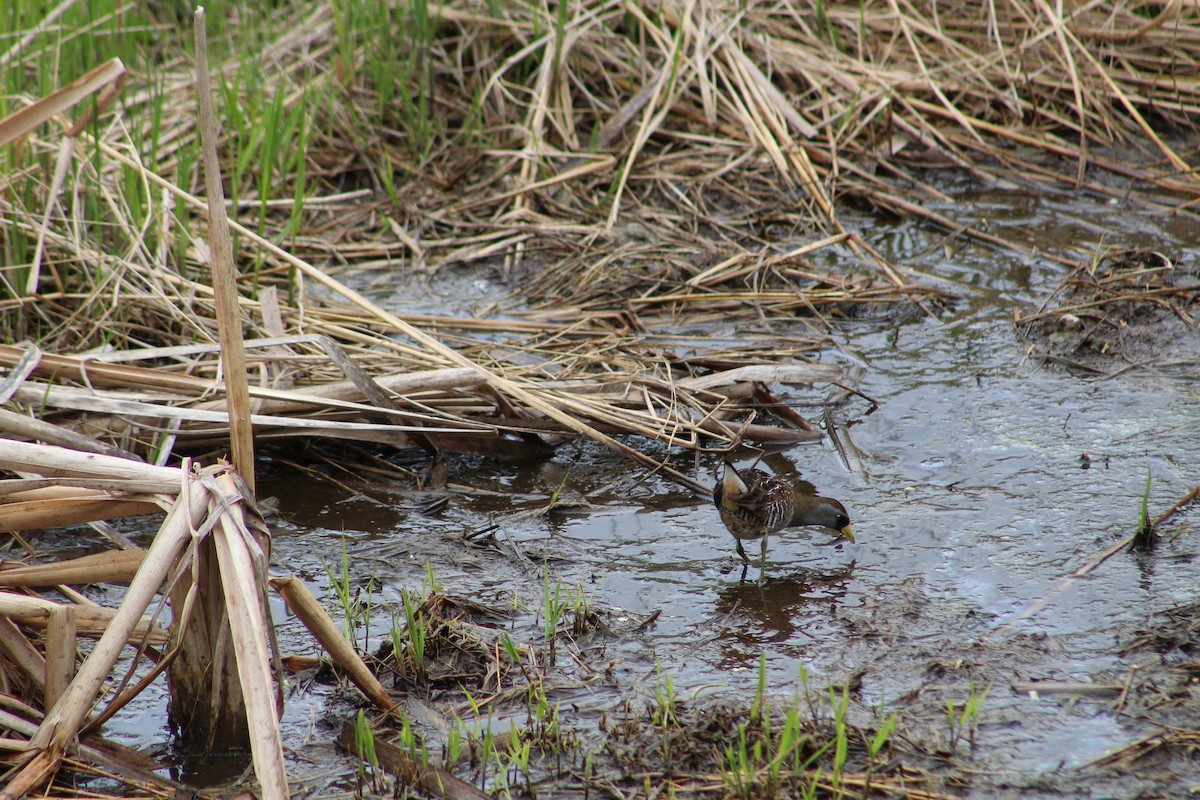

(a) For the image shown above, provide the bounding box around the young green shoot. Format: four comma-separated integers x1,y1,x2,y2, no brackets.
392,586,429,681
444,719,463,766
869,709,897,762
463,688,497,786
353,709,382,792
545,470,570,513
542,570,565,661
568,575,598,636
861,691,898,797
947,679,991,753
652,663,677,730
750,653,768,726
423,562,443,597
506,733,534,797
396,707,430,765
1134,469,1155,547
500,630,523,665
828,681,850,787
721,721,754,800
322,537,372,647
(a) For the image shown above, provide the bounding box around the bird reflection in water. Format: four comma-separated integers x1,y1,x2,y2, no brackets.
712,563,856,666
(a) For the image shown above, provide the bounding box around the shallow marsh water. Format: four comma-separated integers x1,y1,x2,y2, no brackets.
108,188,1199,795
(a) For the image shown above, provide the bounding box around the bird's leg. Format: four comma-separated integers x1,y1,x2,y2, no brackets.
735,539,751,565
759,534,769,573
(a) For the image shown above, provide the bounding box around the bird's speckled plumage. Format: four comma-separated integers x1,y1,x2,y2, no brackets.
713,463,854,567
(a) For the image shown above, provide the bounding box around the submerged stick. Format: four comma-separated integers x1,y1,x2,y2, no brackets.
989,481,1199,640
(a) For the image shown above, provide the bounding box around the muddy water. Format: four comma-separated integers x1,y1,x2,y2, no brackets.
186,190,1200,792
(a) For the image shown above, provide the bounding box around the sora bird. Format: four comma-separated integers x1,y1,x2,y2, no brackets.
713,462,854,570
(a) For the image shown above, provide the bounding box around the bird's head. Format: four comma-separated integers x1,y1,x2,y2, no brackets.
816,498,855,543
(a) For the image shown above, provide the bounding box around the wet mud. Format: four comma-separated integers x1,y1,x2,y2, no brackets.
1016,248,1200,376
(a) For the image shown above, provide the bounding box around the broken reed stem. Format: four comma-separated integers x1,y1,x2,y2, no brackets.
15,476,205,795
194,6,255,493
270,575,395,711
208,469,287,800
43,606,75,712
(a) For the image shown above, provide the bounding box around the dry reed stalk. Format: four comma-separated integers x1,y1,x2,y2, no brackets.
0,439,182,491
204,470,286,800
41,131,810,472
0,492,159,532
0,615,47,693
0,591,167,646
43,606,74,712
0,58,124,148
0,406,139,460
0,550,147,587
195,9,256,492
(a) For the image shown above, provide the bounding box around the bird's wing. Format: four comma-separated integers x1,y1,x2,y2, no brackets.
791,479,818,497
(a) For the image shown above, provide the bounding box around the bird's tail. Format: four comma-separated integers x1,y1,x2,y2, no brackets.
720,462,748,507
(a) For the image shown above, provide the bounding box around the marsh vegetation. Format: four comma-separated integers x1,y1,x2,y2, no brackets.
0,1,1198,798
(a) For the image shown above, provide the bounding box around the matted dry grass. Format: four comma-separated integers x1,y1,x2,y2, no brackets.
3,1,1198,480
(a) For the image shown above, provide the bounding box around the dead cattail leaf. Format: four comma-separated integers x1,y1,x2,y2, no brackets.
0,58,124,147
0,550,147,587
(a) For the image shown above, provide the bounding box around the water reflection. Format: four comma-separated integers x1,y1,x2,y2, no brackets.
712,563,855,666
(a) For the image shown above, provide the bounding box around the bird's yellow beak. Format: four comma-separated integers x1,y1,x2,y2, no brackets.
840,524,855,543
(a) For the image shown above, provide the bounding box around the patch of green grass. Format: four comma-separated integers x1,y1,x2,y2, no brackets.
329,0,439,160
814,0,842,51
722,659,841,799
387,567,442,681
